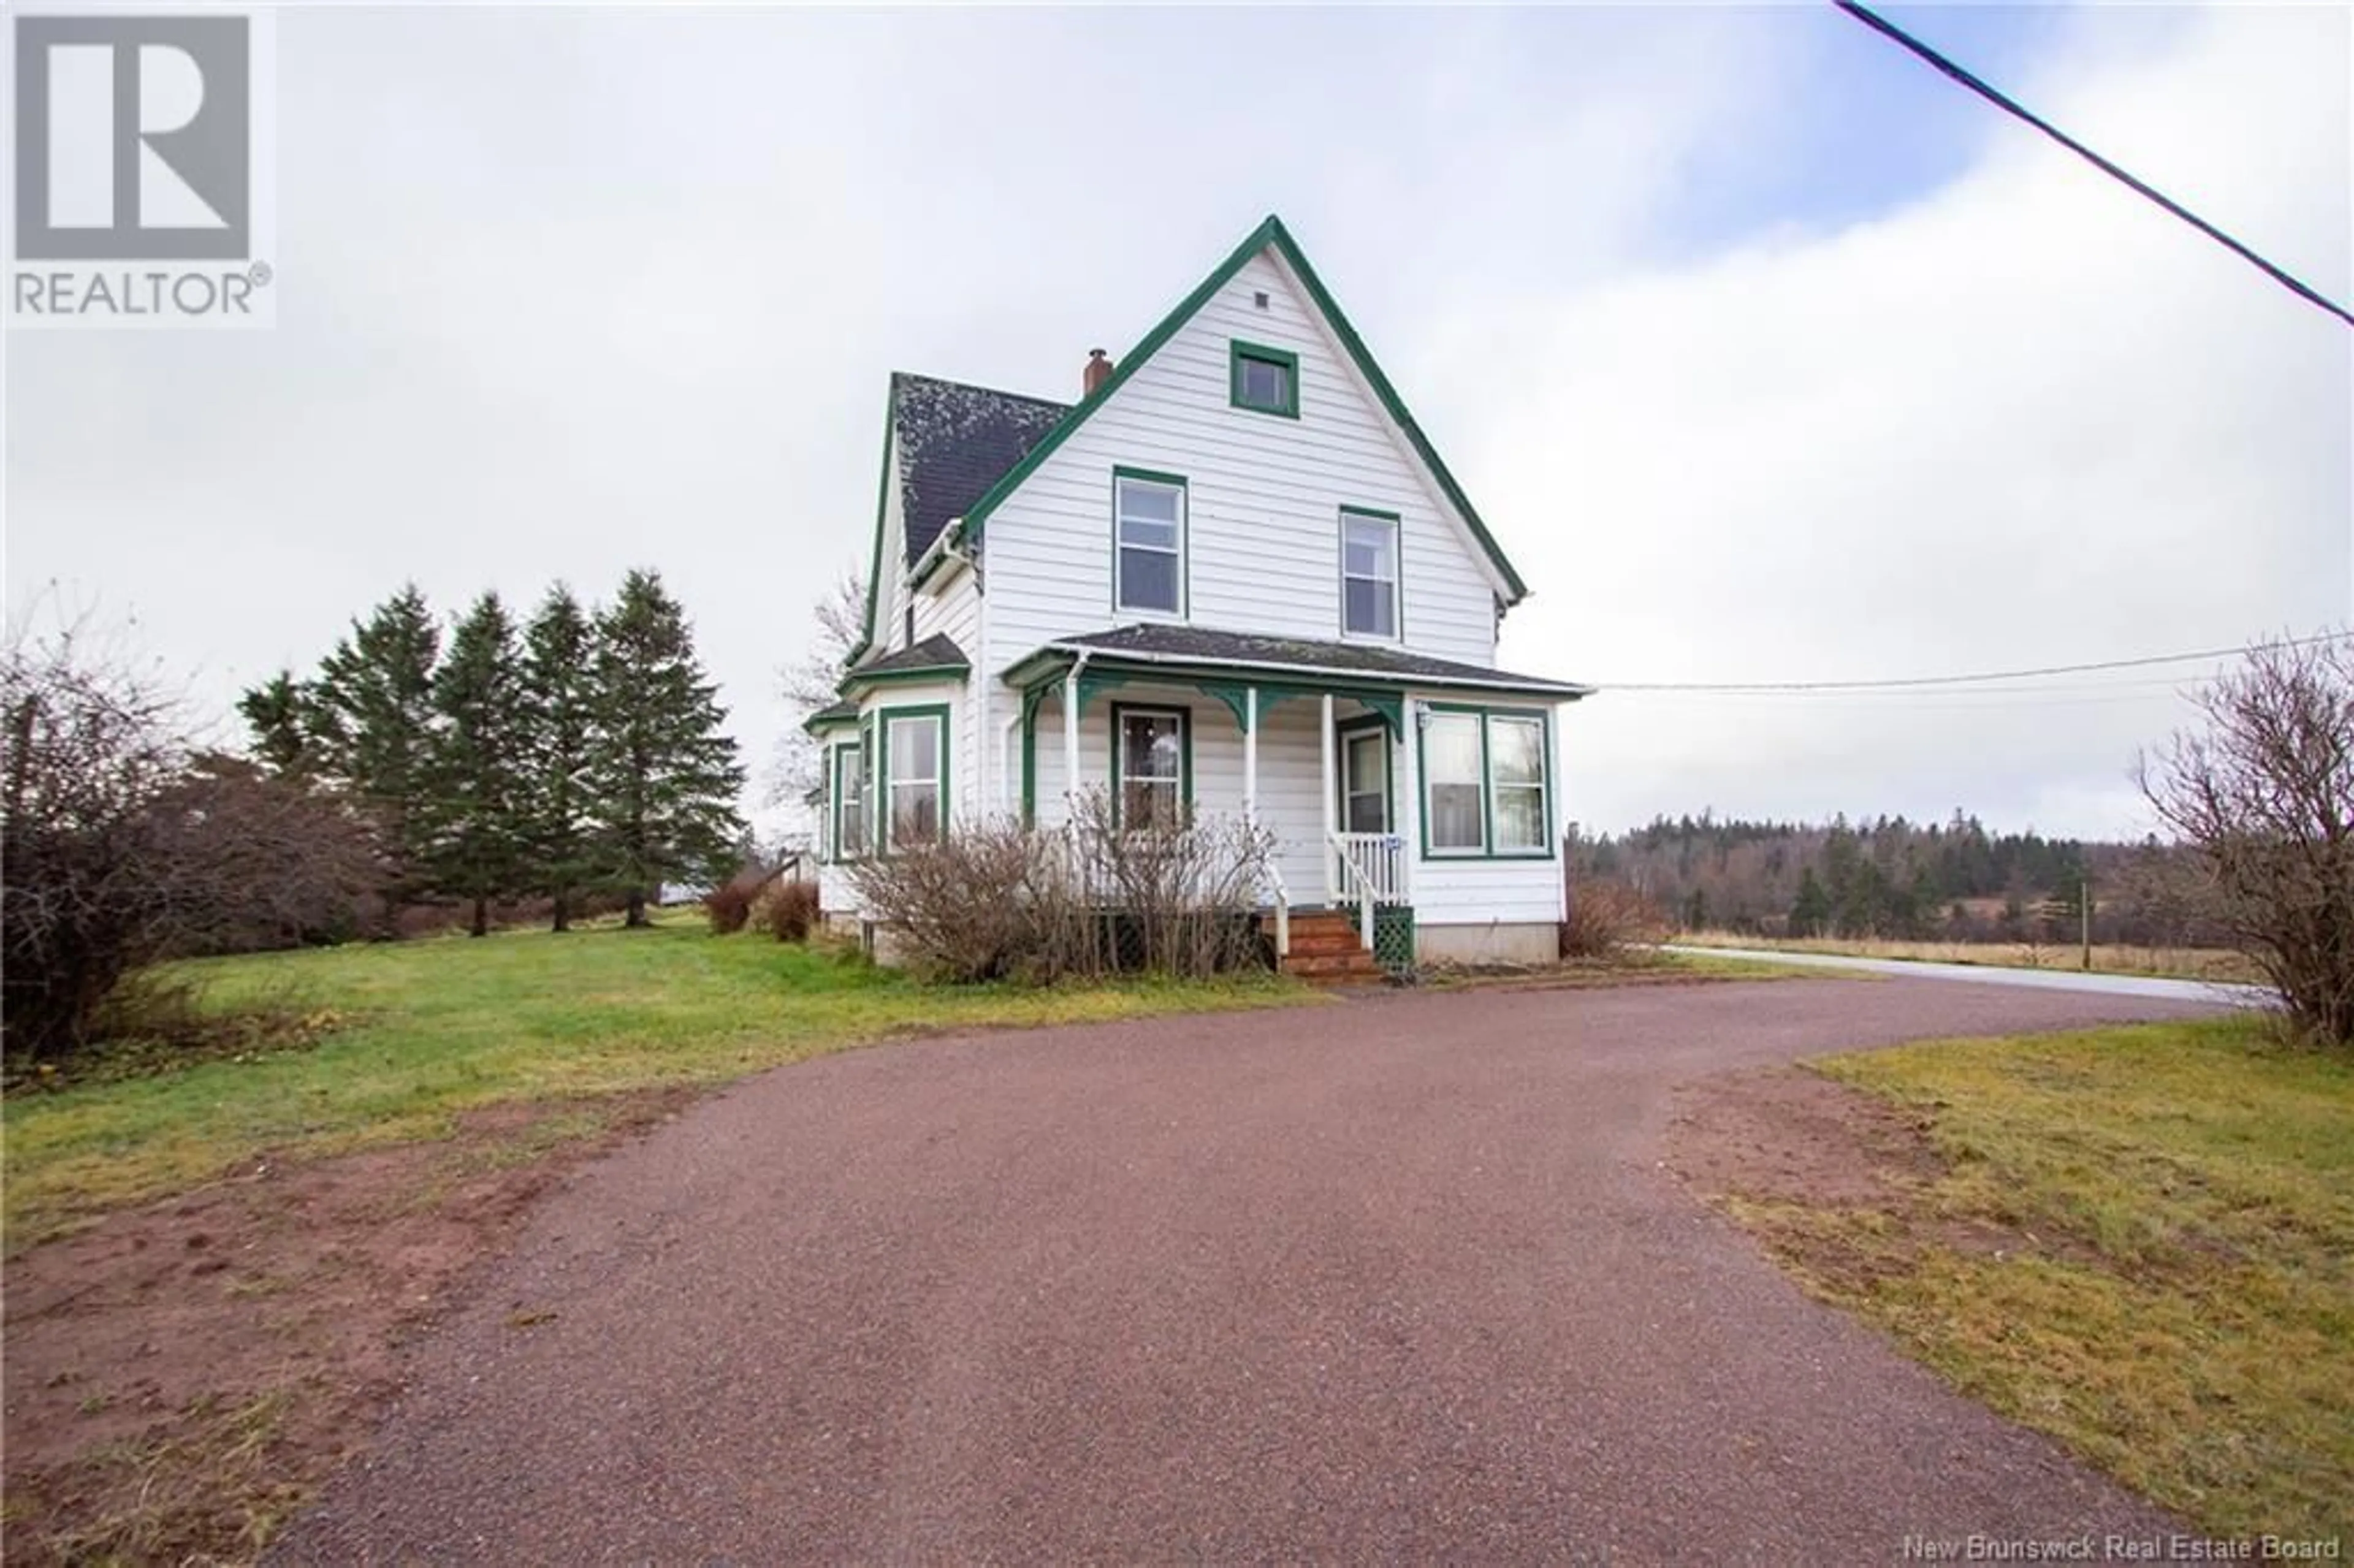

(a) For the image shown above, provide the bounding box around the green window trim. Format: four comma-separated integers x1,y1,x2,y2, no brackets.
1107,701,1195,829
830,740,866,862
1229,338,1301,419
1111,466,1189,619
1338,506,1404,642
1415,703,1555,861
874,702,952,855
1335,712,1396,835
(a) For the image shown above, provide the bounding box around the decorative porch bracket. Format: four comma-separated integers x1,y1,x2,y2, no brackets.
1012,660,1411,828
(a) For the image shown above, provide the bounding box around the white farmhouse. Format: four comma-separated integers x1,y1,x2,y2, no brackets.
808,215,1591,976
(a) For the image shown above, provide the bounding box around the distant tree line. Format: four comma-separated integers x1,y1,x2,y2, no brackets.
1569,809,2221,948
240,569,745,935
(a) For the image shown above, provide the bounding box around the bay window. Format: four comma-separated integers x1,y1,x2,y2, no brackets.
1423,714,1487,852
881,707,948,850
1419,707,1553,858
832,742,865,860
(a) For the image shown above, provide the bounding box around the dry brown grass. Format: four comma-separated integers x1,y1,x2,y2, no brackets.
1675,930,2264,986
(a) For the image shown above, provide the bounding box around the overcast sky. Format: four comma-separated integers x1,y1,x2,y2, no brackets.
7,3,2348,841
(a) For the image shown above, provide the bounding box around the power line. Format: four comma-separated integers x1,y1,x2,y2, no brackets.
1834,0,2354,329
1598,630,2351,694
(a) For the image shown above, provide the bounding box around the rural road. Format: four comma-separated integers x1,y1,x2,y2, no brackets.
278,978,2224,1566
1663,944,2274,1006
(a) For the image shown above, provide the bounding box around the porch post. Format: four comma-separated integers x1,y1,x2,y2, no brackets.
1242,686,1259,821
1319,693,1336,903
1062,668,1081,824
1396,699,1417,899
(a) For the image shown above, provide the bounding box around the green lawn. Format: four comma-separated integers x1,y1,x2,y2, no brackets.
1741,1016,2353,1540
2,919,1316,1246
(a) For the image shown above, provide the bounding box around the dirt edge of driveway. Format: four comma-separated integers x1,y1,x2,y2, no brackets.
1,1084,705,1567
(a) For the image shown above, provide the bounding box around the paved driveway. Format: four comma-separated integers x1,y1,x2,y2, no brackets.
278,979,2222,1566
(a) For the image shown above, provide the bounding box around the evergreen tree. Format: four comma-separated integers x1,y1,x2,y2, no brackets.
311,585,441,920
237,670,322,777
421,592,530,937
1791,866,1830,937
588,569,745,926
517,584,600,932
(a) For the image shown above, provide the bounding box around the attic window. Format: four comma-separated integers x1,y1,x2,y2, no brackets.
1230,340,1298,419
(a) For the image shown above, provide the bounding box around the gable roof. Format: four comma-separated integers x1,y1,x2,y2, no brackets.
956,214,1529,605
849,213,1531,661
889,373,1069,567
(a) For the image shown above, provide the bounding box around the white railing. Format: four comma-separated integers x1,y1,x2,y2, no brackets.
1261,861,1290,957
1329,832,1410,906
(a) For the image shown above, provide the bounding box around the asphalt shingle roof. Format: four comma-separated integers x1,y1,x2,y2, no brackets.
891,373,1070,566
1045,625,1591,696
848,633,969,679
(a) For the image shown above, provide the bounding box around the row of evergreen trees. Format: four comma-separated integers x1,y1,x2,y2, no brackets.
1570,810,2184,943
240,570,745,934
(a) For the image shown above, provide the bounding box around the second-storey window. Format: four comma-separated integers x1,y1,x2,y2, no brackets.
885,711,944,847
1115,470,1184,615
1341,510,1400,638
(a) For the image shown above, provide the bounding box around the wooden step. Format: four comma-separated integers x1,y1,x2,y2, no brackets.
1281,953,1387,983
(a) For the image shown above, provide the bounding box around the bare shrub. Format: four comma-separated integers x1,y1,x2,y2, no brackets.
2139,633,2354,1045
2,622,378,1060
143,753,378,956
703,883,753,935
1561,877,1664,959
1065,791,1273,979
760,879,820,943
850,819,1081,983
850,795,1275,984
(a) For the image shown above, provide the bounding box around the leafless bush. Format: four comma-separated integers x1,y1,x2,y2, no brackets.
850,794,1274,983
1561,877,1664,959
759,880,821,943
2,623,375,1061
143,753,378,954
2138,633,2354,1045
1065,791,1273,978
850,818,1082,982
703,883,754,935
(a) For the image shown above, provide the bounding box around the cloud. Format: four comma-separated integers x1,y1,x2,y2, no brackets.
6,6,2340,847
1463,4,2351,836
7,5,1777,839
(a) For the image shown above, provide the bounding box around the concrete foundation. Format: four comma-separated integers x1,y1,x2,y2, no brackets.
1415,921,1559,967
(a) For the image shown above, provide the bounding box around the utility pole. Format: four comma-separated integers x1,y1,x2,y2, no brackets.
2081,875,2093,972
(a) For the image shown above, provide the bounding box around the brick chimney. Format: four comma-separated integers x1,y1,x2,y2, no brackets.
1084,348,1113,397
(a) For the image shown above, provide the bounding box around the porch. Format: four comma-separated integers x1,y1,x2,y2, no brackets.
1002,625,1593,967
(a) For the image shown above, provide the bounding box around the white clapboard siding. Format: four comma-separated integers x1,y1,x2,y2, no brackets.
911,569,981,820
872,429,910,653
818,859,860,917
980,249,1503,682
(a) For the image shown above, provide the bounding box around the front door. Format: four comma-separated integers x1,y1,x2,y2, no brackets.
1340,726,1390,834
